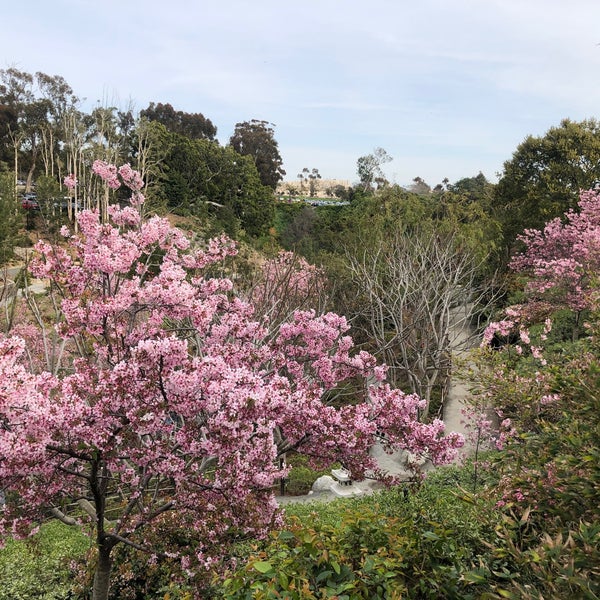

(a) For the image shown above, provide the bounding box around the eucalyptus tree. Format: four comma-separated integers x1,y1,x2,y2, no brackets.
356,147,392,192
297,167,322,197
229,119,286,189
35,72,79,179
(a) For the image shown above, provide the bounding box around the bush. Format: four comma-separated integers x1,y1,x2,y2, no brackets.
284,454,337,496
220,474,500,599
0,521,91,600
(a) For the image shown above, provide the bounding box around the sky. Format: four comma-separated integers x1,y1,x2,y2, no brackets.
2,0,600,188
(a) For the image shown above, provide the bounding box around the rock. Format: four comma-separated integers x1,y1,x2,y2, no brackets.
311,475,335,492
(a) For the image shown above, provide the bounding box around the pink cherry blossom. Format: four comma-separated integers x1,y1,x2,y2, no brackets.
64,173,77,189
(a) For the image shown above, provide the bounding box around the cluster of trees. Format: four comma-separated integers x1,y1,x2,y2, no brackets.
0,68,286,240
0,163,464,600
213,170,600,599
268,117,600,436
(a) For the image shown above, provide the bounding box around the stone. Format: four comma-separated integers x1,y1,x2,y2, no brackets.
311,475,335,492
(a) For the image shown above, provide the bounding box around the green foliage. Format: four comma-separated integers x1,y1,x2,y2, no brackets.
34,174,62,202
0,172,23,264
434,173,502,273
220,470,500,599
157,133,275,238
284,454,337,496
0,521,91,600
494,118,600,264
349,186,436,237
464,309,600,597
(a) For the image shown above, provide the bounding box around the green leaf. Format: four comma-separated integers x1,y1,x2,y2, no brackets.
462,571,487,584
279,571,289,588
252,561,274,574
316,570,334,583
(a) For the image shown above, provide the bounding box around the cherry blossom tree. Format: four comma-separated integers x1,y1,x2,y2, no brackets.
509,188,600,340
0,164,463,600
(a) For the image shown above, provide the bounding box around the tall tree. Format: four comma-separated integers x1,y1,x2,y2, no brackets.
409,176,431,195
0,163,463,600
356,147,392,192
35,72,79,179
494,118,600,263
0,69,82,197
298,167,322,197
140,102,216,140
229,119,286,189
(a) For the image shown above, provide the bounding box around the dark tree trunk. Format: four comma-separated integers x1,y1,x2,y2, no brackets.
92,542,113,600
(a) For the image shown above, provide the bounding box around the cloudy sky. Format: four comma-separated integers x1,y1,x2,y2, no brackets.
2,0,600,187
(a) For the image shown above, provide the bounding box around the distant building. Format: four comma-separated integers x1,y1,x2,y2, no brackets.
276,178,351,199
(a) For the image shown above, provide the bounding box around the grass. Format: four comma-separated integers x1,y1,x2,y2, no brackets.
0,520,91,600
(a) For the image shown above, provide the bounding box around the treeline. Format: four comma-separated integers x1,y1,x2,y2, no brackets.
0,69,285,239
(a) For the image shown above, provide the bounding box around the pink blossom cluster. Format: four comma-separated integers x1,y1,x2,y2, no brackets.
63,173,77,190
496,487,529,508
482,305,551,366
92,160,120,189
118,163,144,191
510,189,600,311
91,161,146,206
482,319,516,346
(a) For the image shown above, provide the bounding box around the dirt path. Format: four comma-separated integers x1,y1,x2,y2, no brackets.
443,302,478,462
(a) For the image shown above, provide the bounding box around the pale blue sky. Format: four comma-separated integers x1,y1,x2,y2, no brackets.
2,0,600,187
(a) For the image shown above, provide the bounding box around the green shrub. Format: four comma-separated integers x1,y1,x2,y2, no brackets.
0,521,91,600
284,454,337,496
220,474,500,599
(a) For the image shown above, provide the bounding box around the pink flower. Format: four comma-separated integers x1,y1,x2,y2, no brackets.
92,160,120,189
64,174,77,189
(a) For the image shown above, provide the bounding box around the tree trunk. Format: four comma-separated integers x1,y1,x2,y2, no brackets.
92,543,113,600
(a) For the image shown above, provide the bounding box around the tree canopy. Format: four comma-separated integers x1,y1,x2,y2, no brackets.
494,118,600,262
139,102,217,141
155,132,275,237
229,119,285,189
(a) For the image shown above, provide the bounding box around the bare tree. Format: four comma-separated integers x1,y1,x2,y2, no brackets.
242,250,329,335
346,229,495,418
